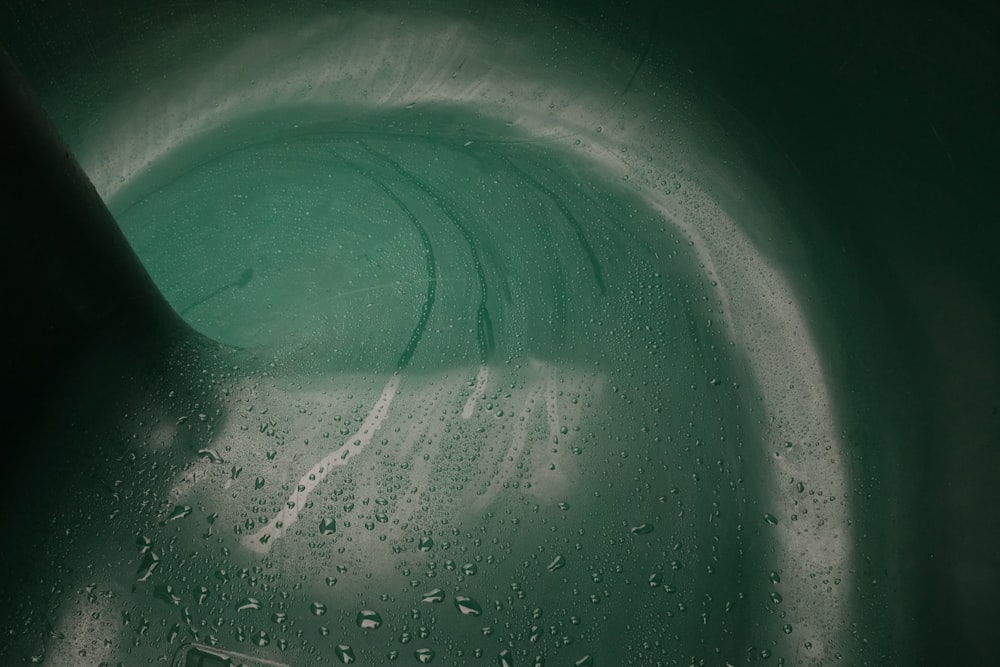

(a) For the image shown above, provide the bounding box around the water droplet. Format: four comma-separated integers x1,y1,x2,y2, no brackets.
499,649,514,667
547,555,566,572
319,517,337,535
136,550,160,582
254,630,270,647
159,505,192,525
462,563,478,576
630,523,654,535
235,597,261,612
335,644,356,663
454,595,482,616
769,570,781,584
255,476,266,489
557,502,571,510
648,572,663,587
356,609,383,629
418,536,434,551
769,592,783,604
763,513,778,525
783,623,793,634
414,648,435,663
197,449,224,463
575,656,594,667
154,584,181,606
193,585,209,604
310,601,328,616
422,588,445,603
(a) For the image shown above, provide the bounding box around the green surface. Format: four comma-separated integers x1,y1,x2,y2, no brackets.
2,0,998,665
0,4,864,665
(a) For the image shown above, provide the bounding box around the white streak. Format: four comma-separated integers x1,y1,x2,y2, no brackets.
461,365,489,419
471,379,545,514
544,364,560,442
241,373,400,554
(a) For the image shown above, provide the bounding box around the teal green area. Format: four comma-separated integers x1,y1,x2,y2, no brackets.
112,108,680,375
91,102,776,666
14,0,995,663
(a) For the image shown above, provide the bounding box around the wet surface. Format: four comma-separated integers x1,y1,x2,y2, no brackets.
11,1,988,665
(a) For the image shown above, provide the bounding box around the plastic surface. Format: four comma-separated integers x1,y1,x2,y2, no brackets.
0,1,997,665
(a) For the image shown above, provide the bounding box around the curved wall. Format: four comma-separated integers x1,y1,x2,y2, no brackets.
1,1,996,664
